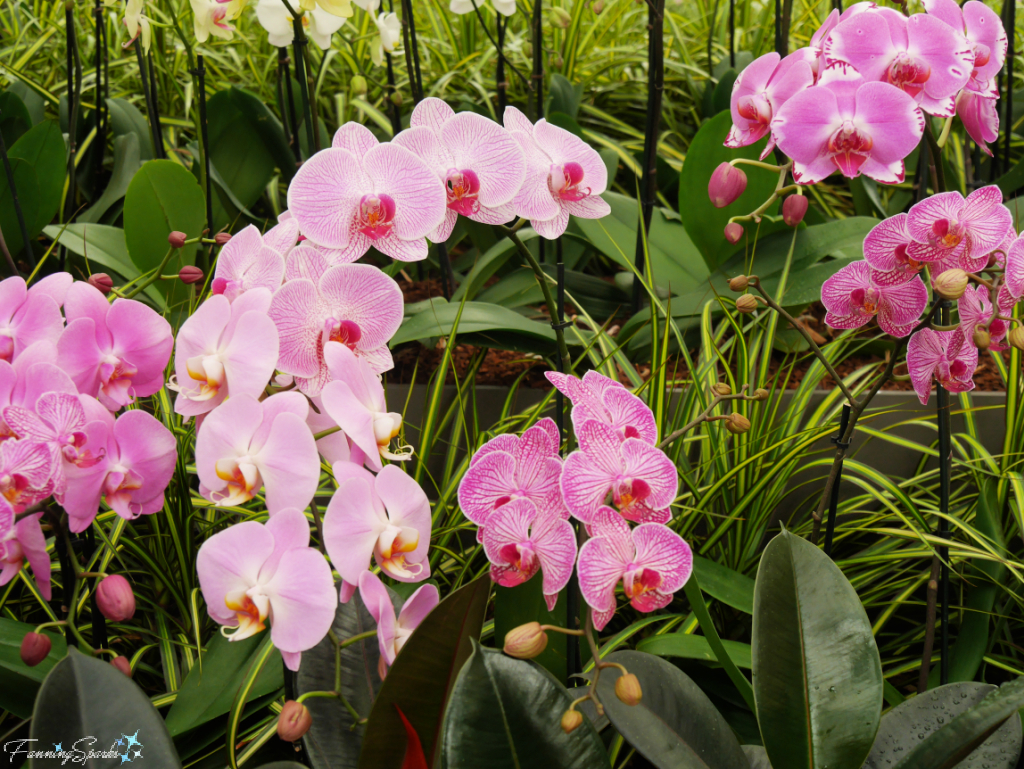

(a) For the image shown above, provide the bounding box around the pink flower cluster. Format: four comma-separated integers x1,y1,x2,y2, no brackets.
726,1,1006,183
458,370,692,631
0,273,177,600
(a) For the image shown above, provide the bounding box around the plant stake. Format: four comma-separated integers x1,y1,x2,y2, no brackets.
823,403,851,558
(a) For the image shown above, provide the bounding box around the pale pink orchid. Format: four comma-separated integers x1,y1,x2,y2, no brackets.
821,261,928,337
1007,233,1024,299
0,439,54,511
268,249,404,394
0,498,50,600
287,122,446,263
905,186,1011,266
263,211,302,256
959,284,1015,351
358,570,439,678
393,98,526,242
457,418,566,535
306,391,370,466
480,497,576,611
771,74,924,184
862,213,925,285
957,88,999,156
197,507,336,671
210,225,286,302
724,52,814,158
824,7,973,117
907,328,979,404
0,274,73,364
545,370,657,444
170,289,280,417
57,282,173,411
323,463,431,602
560,419,678,526
923,0,1006,90
62,410,176,532
195,393,319,514
577,507,693,632
503,106,611,239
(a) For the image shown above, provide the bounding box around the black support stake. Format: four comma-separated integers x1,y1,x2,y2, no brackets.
823,403,851,558
937,300,952,685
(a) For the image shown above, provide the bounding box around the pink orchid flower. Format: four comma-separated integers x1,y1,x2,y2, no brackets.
480,497,576,611
57,281,173,411
1006,233,1024,299
863,213,924,285
263,211,302,257
210,225,286,302
320,343,405,473
824,7,973,117
0,498,51,600
63,409,177,532
724,52,814,157
905,186,1011,266
0,274,72,364
306,390,370,467
0,439,54,511
503,106,611,239
0,342,87,442
923,0,1006,91
195,392,319,514
790,10,840,79
907,328,979,404
561,419,678,526
771,73,924,184
323,463,432,602
197,507,337,671
170,289,280,418
393,98,527,242
458,417,565,534
821,261,928,337
959,284,1015,351
545,370,657,444
268,249,404,394
577,507,693,631
358,570,439,678
287,122,446,263
956,89,999,156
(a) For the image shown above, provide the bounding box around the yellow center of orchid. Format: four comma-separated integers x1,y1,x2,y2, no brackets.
223,589,269,641
214,458,261,506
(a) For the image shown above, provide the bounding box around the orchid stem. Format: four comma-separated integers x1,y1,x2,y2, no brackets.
729,158,782,173
657,388,756,448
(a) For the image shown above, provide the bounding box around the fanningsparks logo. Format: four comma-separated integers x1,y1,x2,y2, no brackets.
3,730,143,764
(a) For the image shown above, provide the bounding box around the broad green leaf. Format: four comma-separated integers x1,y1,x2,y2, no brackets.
494,577,567,681
5,81,45,125
106,97,154,159
752,528,883,769
589,650,749,769
547,111,585,139
0,618,67,718
207,88,282,215
80,134,142,224
0,156,40,258
442,643,608,768
32,647,182,767
636,634,752,669
224,86,296,182
451,230,537,303
0,90,32,146
547,74,583,119
389,300,557,354
692,556,754,614
478,265,629,320
9,119,65,234
712,70,738,115
358,577,489,769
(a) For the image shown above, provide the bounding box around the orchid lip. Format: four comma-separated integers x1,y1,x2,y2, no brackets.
445,168,482,215
886,52,931,99
356,193,397,241
827,120,872,177
550,161,591,202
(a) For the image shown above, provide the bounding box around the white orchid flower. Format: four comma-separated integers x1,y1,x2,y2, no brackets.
371,12,402,66
256,0,346,49
123,0,153,52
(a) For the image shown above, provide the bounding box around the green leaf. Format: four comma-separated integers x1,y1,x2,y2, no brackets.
589,650,749,769
389,300,556,354
636,634,752,669
358,577,490,769
752,528,883,769
547,111,585,139
5,81,45,125
742,746,773,769
225,86,296,182
0,618,67,718
712,70,738,115
207,88,282,215
442,643,608,768
494,577,567,682
80,134,142,224
547,74,583,119
106,97,154,159
31,647,182,767
165,632,284,737
9,119,66,233
692,556,754,614
451,230,536,302
0,156,40,258
0,90,32,146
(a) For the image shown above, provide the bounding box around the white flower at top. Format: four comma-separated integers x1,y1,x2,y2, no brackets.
256,0,346,49
371,12,402,66
123,0,152,53
191,0,234,42
449,0,516,16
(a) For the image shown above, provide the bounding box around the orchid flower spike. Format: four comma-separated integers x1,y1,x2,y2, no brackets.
545,370,657,444
905,186,1012,268
907,328,979,405
256,0,345,49
0,498,50,600
210,225,287,302
0,274,72,365
197,508,337,671
821,261,928,337
577,508,693,631
358,570,439,678
725,52,814,157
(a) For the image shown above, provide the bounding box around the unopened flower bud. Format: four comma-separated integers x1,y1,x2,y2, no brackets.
591,0,603,13
111,656,133,677
753,388,769,401
88,273,114,295
550,6,571,27
1008,326,1024,351
214,232,232,245
724,222,744,244
735,294,758,313
782,194,809,227
20,632,51,666
728,275,749,292
725,412,751,434
973,325,991,350
550,53,564,69
179,265,205,285
934,269,969,300
168,231,188,249
712,383,731,396
96,574,136,622
277,700,313,741
503,621,549,659
390,91,403,107
561,709,583,734
523,42,533,59
350,75,368,96
614,673,642,706
708,162,747,208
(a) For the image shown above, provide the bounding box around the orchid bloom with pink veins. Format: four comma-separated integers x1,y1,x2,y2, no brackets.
262,211,302,256
57,281,173,411
545,370,657,444
907,328,979,405
63,410,177,532
0,439,55,511
210,225,287,302
170,289,280,417
956,90,1000,156
923,0,1006,93
863,214,924,284
577,508,693,631
287,122,446,263
905,186,1011,267
323,463,431,603
959,284,1015,350
480,498,576,611
393,97,527,242
195,393,319,515
197,508,336,671
561,419,678,526
503,106,611,239
0,274,72,364
0,342,83,441
0,497,50,599
358,570,439,677
821,261,928,336
1000,231,1024,299
724,52,814,157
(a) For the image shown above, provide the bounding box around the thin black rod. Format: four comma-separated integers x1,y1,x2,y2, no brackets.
937,300,952,686
823,403,851,558
62,6,82,272
774,0,782,56
194,54,213,272
86,527,108,650
728,0,735,68
148,51,165,159
278,47,301,164
135,41,162,161
399,0,424,102
291,18,317,156
532,0,544,120
0,123,33,271
707,0,720,77
92,0,104,183
496,14,507,114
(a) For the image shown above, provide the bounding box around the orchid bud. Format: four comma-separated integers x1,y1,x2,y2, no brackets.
561,709,583,734
551,53,564,69
214,232,232,246
168,231,188,249
390,91,403,107
503,622,549,659
708,162,747,208
725,412,751,434
735,294,758,313
753,388,769,401
87,273,114,295
523,42,533,59
782,194,808,227
934,269,969,300
973,325,991,351
1008,326,1024,351
350,75,368,96
728,275,749,292
96,575,136,622
179,265,205,285
550,7,571,27
591,0,604,13
277,700,313,741
111,656,133,677
724,223,744,244
20,632,51,667
614,673,643,706
712,383,731,396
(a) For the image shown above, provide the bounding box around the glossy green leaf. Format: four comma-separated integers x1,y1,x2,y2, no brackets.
493,577,567,682
692,556,754,614
547,74,583,119
752,528,883,769
590,650,749,769
358,577,489,769
0,90,32,146
636,634,752,669
207,88,281,215
9,119,65,233
0,156,40,258
106,97,154,159
442,643,608,768
80,134,142,224
742,746,773,769
712,70,738,115
389,300,556,354
451,230,537,302
0,617,67,718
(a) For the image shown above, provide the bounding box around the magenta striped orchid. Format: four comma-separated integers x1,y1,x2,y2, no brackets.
822,261,928,337
545,370,657,444
0,497,50,600
905,187,1012,266
907,328,979,405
